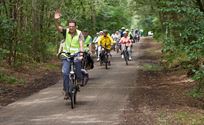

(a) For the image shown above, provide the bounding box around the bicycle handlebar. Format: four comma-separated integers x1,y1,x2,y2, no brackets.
58,51,84,60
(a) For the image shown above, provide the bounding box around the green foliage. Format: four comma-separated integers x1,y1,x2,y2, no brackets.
0,72,25,85
160,0,204,87
129,0,204,94
173,111,204,125
142,63,163,71
0,0,131,68
188,87,204,99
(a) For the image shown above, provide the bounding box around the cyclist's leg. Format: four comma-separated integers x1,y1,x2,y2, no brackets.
107,50,111,65
62,59,71,98
75,59,89,86
97,46,101,61
95,43,98,57
121,44,125,58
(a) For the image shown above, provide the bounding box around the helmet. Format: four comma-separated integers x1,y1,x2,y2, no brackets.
103,29,108,34
83,29,88,32
121,27,125,30
99,31,103,35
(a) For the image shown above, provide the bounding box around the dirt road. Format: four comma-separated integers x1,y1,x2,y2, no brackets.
0,39,142,125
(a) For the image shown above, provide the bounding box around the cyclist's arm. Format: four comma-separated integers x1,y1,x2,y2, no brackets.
54,19,63,32
54,10,63,33
79,32,84,54
119,37,123,44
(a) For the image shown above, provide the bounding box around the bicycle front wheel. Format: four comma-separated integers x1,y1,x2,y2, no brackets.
70,88,77,109
105,54,108,69
69,80,77,109
70,91,74,109
124,51,128,65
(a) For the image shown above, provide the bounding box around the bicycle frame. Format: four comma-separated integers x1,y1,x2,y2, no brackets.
69,57,77,89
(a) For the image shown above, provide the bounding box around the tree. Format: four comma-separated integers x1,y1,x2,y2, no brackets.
129,0,204,91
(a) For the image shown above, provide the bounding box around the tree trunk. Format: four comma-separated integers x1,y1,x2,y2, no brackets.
32,0,40,61
91,2,96,33
196,0,204,12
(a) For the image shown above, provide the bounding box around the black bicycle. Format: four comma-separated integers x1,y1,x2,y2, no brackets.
122,46,129,65
58,52,83,109
80,51,90,86
99,48,109,69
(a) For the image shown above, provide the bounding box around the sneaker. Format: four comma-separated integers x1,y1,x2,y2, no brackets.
97,58,100,62
129,57,132,60
121,55,124,59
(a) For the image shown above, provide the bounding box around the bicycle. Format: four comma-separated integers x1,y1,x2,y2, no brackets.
99,47,110,69
80,51,90,86
58,51,83,109
122,46,129,65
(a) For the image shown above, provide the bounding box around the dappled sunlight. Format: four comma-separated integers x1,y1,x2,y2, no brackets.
14,96,58,106
171,79,194,85
30,113,114,124
40,91,55,95
70,120,113,124
83,95,97,100
167,75,194,85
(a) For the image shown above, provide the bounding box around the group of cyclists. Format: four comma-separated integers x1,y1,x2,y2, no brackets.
91,27,141,62
54,9,141,100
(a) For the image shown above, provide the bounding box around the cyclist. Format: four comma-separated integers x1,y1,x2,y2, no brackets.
96,31,104,61
126,29,134,57
82,29,94,70
54,9,84,100
92,32,99,56
82,29,92,52
126,29,133,40
120,27,126,37
119,31,133,60
114,31,121,52
97,30,114,65
134,29,140,42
